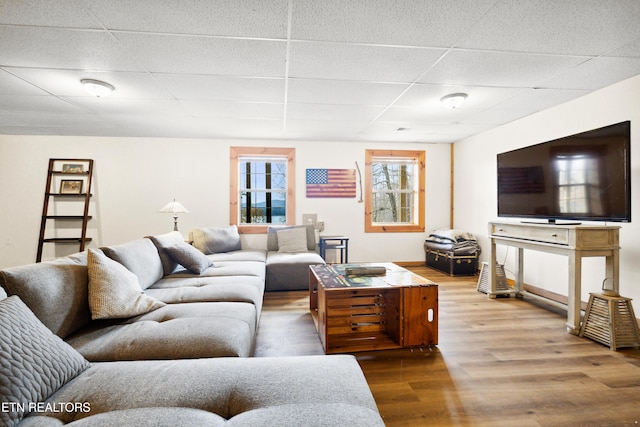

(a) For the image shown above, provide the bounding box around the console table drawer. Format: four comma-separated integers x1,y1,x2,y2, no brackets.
491,223,569,245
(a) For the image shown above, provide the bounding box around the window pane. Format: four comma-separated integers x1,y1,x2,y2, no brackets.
239,157,287,224
371,160,416,224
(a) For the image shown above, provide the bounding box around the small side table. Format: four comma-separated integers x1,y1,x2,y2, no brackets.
319,236,349,263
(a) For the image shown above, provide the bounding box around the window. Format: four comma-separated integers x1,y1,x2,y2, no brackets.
365,149,425,232
230,147,295,234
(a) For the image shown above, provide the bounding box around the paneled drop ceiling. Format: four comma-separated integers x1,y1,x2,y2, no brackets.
1,0,640,143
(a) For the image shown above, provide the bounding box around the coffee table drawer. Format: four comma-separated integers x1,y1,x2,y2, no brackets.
326,290,394,335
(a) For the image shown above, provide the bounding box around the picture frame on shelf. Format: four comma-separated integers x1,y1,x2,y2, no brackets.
62,163,84,173
60,179,83,194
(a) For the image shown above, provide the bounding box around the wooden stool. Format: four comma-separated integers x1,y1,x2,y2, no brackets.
579,292,640,350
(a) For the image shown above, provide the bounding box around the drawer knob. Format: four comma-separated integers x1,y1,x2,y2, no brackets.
551,233,558,237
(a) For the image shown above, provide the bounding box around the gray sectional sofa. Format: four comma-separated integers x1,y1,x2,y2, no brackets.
0,226,385,426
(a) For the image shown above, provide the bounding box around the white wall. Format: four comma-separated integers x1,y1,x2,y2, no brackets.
0,137,451,268
453,74,640,314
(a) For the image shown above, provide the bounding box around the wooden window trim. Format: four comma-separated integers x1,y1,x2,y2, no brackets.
230,146,296,234
365,149,425,233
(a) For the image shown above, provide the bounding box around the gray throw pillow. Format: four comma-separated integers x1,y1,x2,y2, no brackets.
87,249,166,320
164,242,213,274
0,296,90,427
147,231,186,275
191,225,242,254
277,227,309,253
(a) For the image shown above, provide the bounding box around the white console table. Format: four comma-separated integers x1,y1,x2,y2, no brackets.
488,222,620,334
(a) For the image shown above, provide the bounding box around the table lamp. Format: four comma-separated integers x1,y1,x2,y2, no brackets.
158,199,189,231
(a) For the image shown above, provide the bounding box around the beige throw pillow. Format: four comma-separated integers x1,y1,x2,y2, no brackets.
277,227,309,253
88,249,165,320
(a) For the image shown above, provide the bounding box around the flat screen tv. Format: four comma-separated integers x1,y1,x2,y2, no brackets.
497,121,631,223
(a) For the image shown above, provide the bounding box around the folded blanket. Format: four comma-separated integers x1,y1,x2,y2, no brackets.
425,229,481,255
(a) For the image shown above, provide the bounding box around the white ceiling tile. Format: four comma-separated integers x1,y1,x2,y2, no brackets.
493,88,590,111
87,0,289,38
540,57,640,90
179,100,284,120
284,119,367,140
155,74,285,102
287,79,409,106
393,84,524,109
286,103,385,122
0,70,48,95
91,114,221,138
357,122,494,143
457,0,640,56
0,26,143,71
0,110,106,128
5,68,171,99
607,37,640,57
376,106,476,124
458,108,534,126
418,49,588,87
291,0,495,47
289,42,445,82
114,33,287,76
63,97,186,116
200,118,285,139
0,0,100,28
0,95,85,113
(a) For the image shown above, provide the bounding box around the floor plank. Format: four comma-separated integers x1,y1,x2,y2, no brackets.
255,266,640,426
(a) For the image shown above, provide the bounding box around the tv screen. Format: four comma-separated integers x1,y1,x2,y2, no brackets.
497,121,631,223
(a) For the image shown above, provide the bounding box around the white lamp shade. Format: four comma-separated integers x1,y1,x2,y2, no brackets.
158,200,189,214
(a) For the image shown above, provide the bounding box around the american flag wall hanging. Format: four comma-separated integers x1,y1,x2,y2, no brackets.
306,169,356,198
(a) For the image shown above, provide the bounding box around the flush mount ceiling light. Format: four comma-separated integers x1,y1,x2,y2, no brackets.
80,79,115,97
440,93,468,109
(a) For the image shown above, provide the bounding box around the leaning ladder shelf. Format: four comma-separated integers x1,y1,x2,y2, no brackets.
36,158,94,262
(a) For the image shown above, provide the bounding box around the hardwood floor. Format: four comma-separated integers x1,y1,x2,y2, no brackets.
255,266,640,426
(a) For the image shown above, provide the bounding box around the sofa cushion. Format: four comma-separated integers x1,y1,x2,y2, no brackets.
267,224,316,251
88,249,165,320
206,249,266,263
37,407,227,427
276,227,309,253
66,302,257,360
147,275,264,315
226,403,385,427
35,356,383,425
164,241,212,274
0,296,89,427
265,251,325,291
0,257,90,339
191,225,242,254
147,231,186,275
101,238,164,290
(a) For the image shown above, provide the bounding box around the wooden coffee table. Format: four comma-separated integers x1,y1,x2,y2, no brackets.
309,263,438,354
